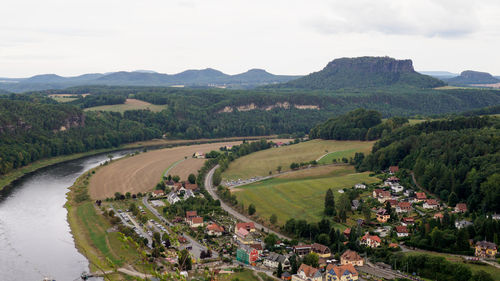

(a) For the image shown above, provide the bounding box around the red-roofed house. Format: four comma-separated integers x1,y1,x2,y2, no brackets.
401,217,415,226
389,166,399,174
236,227,253,244
185,211,197,221
373,189,391,203
325,264,359,281
376,209,390,223
415,192,427,202
396,226,409,237
423,199,439,210
152,190,165,197
455,203,467,213
387,199,398,207
434,213,444,221
235,222,256,233
340,250,364,266
292,264,322,281
396,202,412,213
206,223,224,236
360,234,381,248
188,216,204,228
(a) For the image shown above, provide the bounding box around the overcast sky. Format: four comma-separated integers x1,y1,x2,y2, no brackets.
1,0,499,77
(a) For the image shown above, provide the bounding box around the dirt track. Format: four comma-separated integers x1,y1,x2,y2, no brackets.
88,141,242,199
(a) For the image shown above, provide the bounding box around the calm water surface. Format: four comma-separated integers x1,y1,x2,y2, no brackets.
0,150,134,281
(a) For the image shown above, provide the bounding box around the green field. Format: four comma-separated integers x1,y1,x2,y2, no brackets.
223,139,374,180
405,252,500,281
51,96,78,103
232,165,379,226
84,98,167,113
217,269,273,281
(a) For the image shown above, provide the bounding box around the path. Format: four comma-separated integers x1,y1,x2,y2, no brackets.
163,158,186,178
410,172,448,208
205,165,291,240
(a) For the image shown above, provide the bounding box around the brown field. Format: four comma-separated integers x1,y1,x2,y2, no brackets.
167,158,206,181
123,135,280,148
84,98,167,113
89,141,243,199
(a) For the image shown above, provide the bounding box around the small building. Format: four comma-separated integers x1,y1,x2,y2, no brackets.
263,252,290,269
167,193,181,204
391,184,404,193
376,209,390,223
360,234,381,248
455,203,467,213
396,202,412,213
340,250,364,266
354,183,366,189
235,222,256,233
434,213,444,221
387,199,398,208
423,199,439,210
185,210,197,221
388,166,399,174
311,243,331,258
236,245,259,264
281,272,292,281
206,223,224,236
291,264,322,281
236,227,253,244
351,200,360,211
194,152,205,159
403,189,414,197
152,190,165,197
455,220,473,229
249,243,263,255
373,189,391,203
415,192,427,202
395,226,409,237
401,217,415,226
475,241,498,258
184,183,198,191
293,245,312,256
188,216,204,228
325,264,359,281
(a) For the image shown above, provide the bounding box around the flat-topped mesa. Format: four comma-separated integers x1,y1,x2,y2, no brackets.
324,56,415,74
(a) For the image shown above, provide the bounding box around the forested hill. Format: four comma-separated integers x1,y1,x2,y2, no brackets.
359,116,500,212
446,70,500,85
269,56,446,90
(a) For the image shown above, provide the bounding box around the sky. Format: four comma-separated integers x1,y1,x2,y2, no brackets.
1,0,499,77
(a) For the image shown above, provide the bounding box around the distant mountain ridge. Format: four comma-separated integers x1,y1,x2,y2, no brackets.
269,57,445,90
446,70,500,85
0,68,301,93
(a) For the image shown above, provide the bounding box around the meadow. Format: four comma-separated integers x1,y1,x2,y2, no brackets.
222,139,375,180
84,98,167,113
232,165,379,226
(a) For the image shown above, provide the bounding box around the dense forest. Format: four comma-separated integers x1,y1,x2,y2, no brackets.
359,116,500,212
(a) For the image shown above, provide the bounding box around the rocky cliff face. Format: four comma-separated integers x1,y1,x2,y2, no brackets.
324,57,415,74
447,70,500,85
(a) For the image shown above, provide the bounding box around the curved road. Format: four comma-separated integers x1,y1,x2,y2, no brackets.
205,165,290,240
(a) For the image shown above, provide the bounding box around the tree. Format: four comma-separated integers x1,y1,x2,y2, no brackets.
317,233,330,246
302,252,319,268
213,169,222,186
448,192,459,206
290,255,298,274
172,175,180,183
471,270,494,281
264,233,278,250
290,162,300,170
277,166,282,173
362,204,371,222
324,188,336,216
248,204,256,215
277,262,283,278
188,173,196,184
107,154,113,161
153,232,161,244
270,214,278,225
178,249,192,270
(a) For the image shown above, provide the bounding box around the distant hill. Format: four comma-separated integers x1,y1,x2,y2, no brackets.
418,71,458,79
446,70,500,85
272,57,446,90
0,68,300,92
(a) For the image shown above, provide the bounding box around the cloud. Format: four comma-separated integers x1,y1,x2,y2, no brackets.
309,0,481,38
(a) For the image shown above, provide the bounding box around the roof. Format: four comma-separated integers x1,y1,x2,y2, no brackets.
362,234,381,243
312,243,330,254
293,244,312,250
456,203,467,211
377,209,388,215
389,243,399,248
343,228,351,236
398,202,411,208
206,223,224,232
396,226,408,233
236,222,255,231
191,216,203,224
425,199,439,205
341,250,362,261
389,166,399,173
186,210,197,218
326,264,358,278
416,192,427,199
434,213,444,218
184,183,198,190
153,190,164,195
387,176,400,182
266,252,287,263
236,227,249,237
476,241,497,250
402,217,415,222
297,264,320,278
250,243,263,251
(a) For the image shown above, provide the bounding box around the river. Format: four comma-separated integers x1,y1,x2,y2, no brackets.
0,150,135,281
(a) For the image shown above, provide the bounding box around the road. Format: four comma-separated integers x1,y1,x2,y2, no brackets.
110,203,153,247
142,196,217,259
205,165,291,240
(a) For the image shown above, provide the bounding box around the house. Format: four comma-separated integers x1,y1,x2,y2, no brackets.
360,234,381,248
188,216,204,228
206,223,224,236
236,245,259,264
401,217,415,226
194,152,205,159
291,264,322,281
404,189,414,197
455,220,473,229
455,203,467,213
433,213,443,221
396,202,412,213
351,200,360,211
236,227,253,244
376,209,390,223
373,189,391,203
249,243,263,255
263,252,290,269
152,190,165,197
388,166,399,174
391,184,404,193
340,250,364,266
492,214,500,220
235,222,256,233
184,183,198,191
281,272,292,281
415,192,427,202
167,193,181,204
387,176,400,183
475,241,498,258
389,243,400,249
354,183,366,189
293,245,312,256
325,264,359,281
423,199,439,210
395,226,409,237
311,243,331,258
186,210,197,221
387,199,398,207
184,189,195,200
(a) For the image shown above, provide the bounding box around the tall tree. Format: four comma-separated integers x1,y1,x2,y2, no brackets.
324,188,336,216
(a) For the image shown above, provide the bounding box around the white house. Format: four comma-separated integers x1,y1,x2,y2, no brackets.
423,199,439,210
167,193,181,204
391,184,404,193
263,253,290,270
355,183,366,189
455,220,473,229
396,226,409,237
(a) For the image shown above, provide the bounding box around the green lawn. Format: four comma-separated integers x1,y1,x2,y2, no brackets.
232,165,379,226
223,139,374,180
218,269,263,281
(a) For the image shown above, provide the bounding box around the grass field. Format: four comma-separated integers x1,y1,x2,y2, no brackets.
405,252,500,281
84,98,167,113
223,139,375,180
51,96,79,103
217,269,273,281
232,165,379,226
